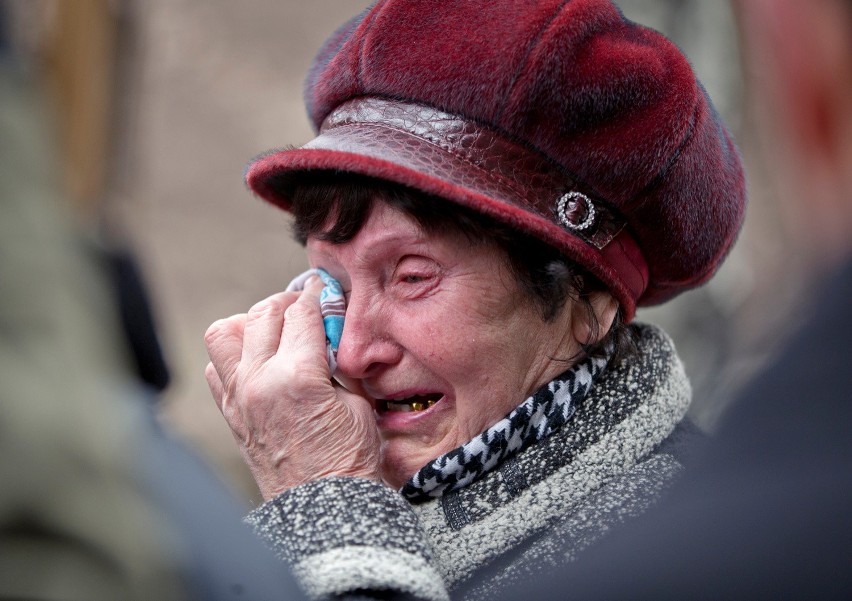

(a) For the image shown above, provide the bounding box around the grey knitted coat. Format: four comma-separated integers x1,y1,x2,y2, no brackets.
246,324,693,600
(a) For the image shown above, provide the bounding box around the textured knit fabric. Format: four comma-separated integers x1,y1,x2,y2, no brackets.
246,323,692,600
403,349,610,501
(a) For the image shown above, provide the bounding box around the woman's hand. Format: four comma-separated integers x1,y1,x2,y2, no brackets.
204,276,381,500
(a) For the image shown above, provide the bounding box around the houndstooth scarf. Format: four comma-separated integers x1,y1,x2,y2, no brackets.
401,350,611,502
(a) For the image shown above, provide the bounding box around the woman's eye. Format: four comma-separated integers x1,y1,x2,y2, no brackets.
401,274,428,284
392,258,440,297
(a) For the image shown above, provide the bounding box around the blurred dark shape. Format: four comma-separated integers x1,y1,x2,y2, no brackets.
105,244,171,392
0,4,8,55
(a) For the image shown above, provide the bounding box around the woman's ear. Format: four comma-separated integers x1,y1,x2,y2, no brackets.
571,291,618,346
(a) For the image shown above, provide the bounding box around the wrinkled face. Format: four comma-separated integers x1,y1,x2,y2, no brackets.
307,202,580,488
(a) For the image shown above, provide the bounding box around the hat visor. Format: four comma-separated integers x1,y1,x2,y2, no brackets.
245,123,641,319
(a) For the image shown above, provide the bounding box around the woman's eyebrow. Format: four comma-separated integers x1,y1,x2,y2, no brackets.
360,226,430,249
351,231,435,263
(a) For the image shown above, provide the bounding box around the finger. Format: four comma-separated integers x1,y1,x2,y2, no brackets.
206,361,247,442
334,383,376,419
204,314,247,389
241,291,300,368
204,361,225,411
333,373,370,398
278,276,328,370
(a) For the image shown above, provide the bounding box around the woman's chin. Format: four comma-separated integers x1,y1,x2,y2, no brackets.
379,453,414,490
379,436,451,491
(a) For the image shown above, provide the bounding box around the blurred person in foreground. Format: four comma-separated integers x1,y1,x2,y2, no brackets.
491,0,852,598
0,23,302,601
203,1,745,599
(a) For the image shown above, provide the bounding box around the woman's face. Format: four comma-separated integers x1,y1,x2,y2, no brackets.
307,201,581,488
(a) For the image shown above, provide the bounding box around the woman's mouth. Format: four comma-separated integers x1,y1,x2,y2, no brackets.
379,393,443,413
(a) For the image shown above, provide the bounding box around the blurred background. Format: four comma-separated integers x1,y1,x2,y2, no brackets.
0,0,799,503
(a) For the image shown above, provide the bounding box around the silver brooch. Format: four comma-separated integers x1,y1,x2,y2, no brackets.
556,191,596,231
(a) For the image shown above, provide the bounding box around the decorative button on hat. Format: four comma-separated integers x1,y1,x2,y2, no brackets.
557,192,597,232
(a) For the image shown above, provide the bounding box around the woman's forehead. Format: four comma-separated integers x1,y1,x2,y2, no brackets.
306,203,434,258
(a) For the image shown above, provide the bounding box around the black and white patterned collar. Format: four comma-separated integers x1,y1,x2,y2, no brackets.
401,351,611,502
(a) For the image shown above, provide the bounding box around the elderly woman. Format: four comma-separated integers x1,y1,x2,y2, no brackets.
204,0,745,599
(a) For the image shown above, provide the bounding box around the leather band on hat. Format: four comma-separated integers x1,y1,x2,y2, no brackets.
317,98,629,240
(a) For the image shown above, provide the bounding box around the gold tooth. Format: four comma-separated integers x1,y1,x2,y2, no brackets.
427,399,436,408
411,402,425,411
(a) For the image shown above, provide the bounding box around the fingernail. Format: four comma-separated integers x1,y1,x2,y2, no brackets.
305,274,323,290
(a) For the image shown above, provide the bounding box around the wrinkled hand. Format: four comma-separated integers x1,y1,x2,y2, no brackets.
204,276,381,500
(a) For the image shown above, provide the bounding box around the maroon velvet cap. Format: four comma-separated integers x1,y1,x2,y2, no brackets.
245,0,746,321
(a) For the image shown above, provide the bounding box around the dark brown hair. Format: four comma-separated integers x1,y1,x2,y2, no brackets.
287,171,635,364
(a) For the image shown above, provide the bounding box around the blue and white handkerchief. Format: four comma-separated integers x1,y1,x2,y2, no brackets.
286,268,345,372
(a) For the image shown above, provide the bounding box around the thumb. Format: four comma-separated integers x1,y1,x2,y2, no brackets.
279,275,329,373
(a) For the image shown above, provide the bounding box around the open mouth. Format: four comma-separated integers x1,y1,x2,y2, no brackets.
379,393,443,413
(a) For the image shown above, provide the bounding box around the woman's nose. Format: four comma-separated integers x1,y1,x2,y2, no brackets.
334,297,402,379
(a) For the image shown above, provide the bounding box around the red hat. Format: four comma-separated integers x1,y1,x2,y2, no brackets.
246,0,746,321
